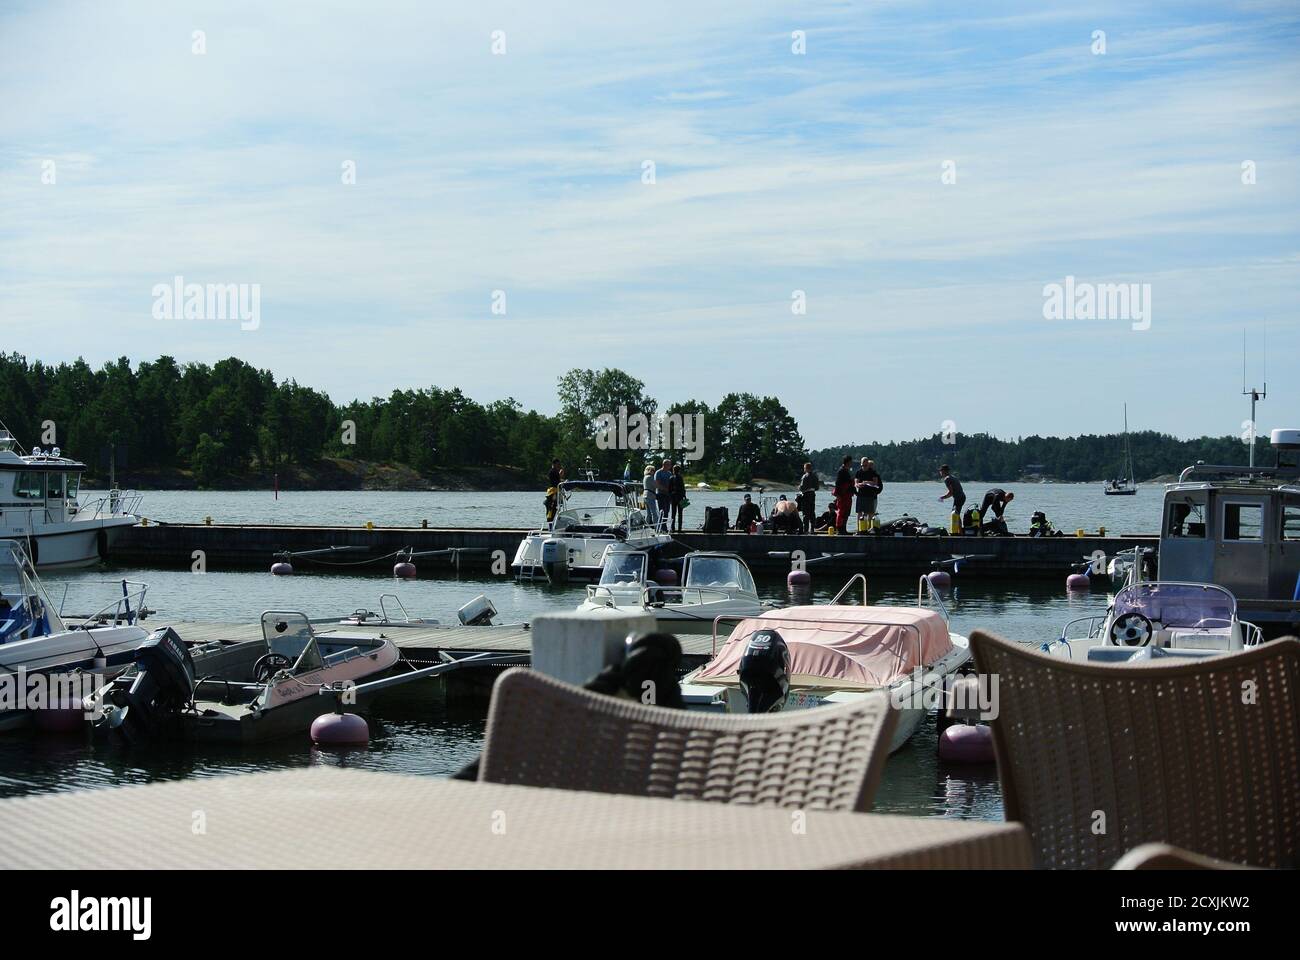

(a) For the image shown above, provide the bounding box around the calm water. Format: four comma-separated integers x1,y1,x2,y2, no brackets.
7,485,1157,818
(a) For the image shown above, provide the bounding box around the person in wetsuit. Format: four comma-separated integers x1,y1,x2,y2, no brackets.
545,458,564,522
797,462,819,533
669,465,687,532
938,464,965,522
735,494,762,531
833,456,854,533
978,488,1014,523
854,457,883,532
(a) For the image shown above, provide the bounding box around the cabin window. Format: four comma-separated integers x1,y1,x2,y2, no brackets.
46,473,65,498
14,472,45,499
1222,502,1263,541
1166,500,1206,538
66,474,80,499
1282,505,1300,541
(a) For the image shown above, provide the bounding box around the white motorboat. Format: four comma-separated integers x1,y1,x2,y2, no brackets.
574,546,770,632
512,479,673,582
680,576,972,752
0,539,150,728
0,429,140,568
1046,579,1266,663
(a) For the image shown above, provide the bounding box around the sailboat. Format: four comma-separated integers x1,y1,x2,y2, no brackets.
1103,404,1138,496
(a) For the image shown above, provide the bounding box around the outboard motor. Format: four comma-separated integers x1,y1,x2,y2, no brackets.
95,627,196,747
540,537,568,585
738,628,791,713
457,594,497,626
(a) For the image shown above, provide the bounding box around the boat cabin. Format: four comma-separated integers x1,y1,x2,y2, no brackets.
0,433,87,528
1159,430,1300,617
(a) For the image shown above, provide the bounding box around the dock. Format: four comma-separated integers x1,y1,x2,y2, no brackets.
114,523,1157,579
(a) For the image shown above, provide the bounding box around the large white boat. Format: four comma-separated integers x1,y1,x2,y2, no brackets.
679,576,971,752
512,479,673,582
0,430,140,568
0,539,150,729
574,546,770,632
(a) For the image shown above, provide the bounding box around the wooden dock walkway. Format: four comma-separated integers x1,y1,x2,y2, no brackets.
113,522,1158,579
164,619,720,660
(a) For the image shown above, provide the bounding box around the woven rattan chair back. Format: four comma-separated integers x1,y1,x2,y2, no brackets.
479,668,898,812
970,630,1300,869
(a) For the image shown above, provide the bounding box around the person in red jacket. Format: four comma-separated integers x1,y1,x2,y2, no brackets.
833,455,854,533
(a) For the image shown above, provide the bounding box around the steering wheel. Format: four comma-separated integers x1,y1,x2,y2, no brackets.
252,653,295,682
1109,612,1154,647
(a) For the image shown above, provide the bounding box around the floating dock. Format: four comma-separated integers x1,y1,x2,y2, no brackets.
114,522,1157,579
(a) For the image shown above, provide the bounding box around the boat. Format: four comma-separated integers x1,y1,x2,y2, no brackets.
512,479,673,582
1048,576,1266,663
679,575,971,752
0,429,140,568
89,610,402,744
0,539,151,729
574,545,770,632
1102,404,1138,495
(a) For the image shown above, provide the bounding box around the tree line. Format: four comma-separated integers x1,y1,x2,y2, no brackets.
0,354,806,486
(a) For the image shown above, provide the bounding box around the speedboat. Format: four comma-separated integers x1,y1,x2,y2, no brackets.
679,576,972,752
0,430,140,568
574,546,770,632
512,479,673,582
88,610,401,745
1047,580,1266,663
0,539,149,728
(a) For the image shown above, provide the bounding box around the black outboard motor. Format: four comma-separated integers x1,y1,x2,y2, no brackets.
96,627,196,747
738,628,791,713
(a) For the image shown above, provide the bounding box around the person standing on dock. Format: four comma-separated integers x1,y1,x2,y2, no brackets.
833,455,855,533
938,465,965,527
735,493,762,532
545,459,564,523
854,457,883,533
653,459,674,531
797,462,819,533
669,464,687,532
642,464,659,527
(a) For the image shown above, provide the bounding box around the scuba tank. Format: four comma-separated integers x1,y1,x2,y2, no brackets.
949,510,961,535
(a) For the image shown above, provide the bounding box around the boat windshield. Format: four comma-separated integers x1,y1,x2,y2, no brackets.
0,541,59,640
1113,583,1236,629
554,492,629,531
685,556,755,594
599,552,646,586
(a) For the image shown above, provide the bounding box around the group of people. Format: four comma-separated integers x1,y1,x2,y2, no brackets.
793,457,884,534
641,459,688,532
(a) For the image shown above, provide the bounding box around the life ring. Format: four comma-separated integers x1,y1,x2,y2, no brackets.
1109,611,1153,647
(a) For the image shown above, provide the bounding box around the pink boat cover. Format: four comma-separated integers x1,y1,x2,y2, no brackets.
696,606,954,689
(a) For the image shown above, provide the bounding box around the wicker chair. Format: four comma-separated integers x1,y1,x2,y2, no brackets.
970,630,1300,869
478,668,898,812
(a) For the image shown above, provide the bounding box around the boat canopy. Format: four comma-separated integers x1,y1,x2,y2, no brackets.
697,606,953,689
1113,582,1237,629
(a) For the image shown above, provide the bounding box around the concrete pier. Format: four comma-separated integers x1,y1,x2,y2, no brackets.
112,522,1156,579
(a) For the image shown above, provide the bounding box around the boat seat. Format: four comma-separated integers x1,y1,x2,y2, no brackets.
322,646,362,666
1086,646,1222,662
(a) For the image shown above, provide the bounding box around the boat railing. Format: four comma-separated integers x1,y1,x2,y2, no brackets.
61,579,150,627
71,491,143,521
1241,620,1266,647
830,574,868,606
916,575,950,622
641,584,739,607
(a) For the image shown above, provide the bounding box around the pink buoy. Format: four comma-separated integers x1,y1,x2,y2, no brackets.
927,570,952,589
787,569,811,587
654,568,678,585
311,711,369,746
1066,573,1091,591
938,723,995,764
393,561,417,578
271,561,294,576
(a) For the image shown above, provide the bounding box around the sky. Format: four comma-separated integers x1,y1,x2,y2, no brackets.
1,0,1297,449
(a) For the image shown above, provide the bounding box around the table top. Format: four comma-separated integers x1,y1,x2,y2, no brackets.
0,768,1030,869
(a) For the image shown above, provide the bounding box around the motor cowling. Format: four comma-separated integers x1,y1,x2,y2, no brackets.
739,628,791,713
98,627,196,746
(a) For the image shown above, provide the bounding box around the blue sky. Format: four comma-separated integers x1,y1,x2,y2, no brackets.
1,0,1297,448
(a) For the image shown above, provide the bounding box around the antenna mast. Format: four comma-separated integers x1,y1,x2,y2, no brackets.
1242,329,1266,468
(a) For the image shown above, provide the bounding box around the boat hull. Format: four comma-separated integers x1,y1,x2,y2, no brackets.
2,518,136,569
